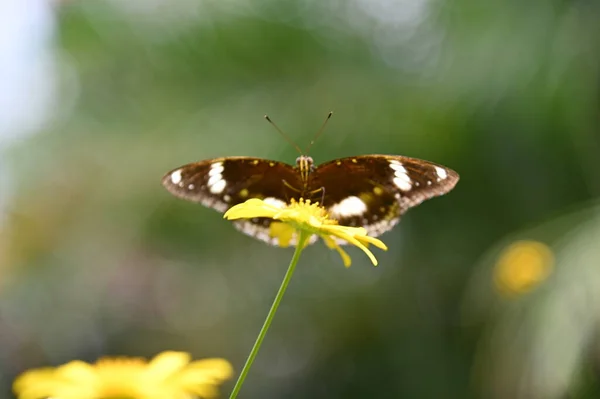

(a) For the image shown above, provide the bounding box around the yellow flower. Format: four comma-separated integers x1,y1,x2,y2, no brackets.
494,240,554,296
224,198,388,267
13,351,233,399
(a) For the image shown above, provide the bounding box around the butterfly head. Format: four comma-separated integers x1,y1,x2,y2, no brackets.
295,155,314,181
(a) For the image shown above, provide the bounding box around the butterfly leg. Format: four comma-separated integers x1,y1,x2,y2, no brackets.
304,186,325,205
282,179,302,193
281,179,305,204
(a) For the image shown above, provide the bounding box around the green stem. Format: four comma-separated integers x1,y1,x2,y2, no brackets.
228,231,310,399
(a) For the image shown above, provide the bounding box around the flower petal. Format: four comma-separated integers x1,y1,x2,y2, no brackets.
182,358,234,383
14,369,62,399
146,351,190,380
322,226,377,266
55,361,98,383
269,222,296,248
14,367,97,399
355,234,388,251
223,199,279,220
322,236,352,267
325,229,380,266
171,359,233,398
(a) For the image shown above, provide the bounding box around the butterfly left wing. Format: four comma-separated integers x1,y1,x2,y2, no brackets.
310,155,459,237
162,157,302,210
162,157,313,246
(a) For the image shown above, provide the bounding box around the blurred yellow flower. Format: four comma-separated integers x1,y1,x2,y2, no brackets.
224,198,388,267
494,240,554,296
13,351,233,399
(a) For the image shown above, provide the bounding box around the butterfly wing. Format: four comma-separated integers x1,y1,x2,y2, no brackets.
310,155,459,237
162,157,308,245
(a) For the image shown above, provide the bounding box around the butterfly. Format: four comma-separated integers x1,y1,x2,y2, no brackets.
161,153,459,245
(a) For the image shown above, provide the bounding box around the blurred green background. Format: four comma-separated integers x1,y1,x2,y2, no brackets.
2,0,600,398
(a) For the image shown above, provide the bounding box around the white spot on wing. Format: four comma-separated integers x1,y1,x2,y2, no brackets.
207,174,222,187
389,161,407,175
393,175,412,191
329,196,368,218
170,170,182,185
208,162,224,176
209,179,226,194
207,162,227,194
263,197,287,209
169,166,228,212
435,166,447,180
389,160,412,191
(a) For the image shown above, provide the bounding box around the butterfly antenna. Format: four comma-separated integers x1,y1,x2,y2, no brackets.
264,115,303,155
306,111,333,154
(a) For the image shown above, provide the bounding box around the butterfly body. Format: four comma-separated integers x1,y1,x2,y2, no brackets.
162,154,458,244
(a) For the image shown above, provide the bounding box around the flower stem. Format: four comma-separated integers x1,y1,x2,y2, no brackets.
229,231,310,399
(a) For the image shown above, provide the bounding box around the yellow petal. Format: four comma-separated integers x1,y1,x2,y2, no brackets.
15,371,96,399
182,358,234,383
329,231,379,266
170,359,233,398
185,385,220,398
147,351,190,380
269,222,296,247
355,234,388,251
14,369,71,399
55,361,98,383
322,236,352,267
223,199,279,220
13,368,55,392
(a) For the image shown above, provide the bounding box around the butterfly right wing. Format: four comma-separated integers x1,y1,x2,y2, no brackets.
311,155,459,238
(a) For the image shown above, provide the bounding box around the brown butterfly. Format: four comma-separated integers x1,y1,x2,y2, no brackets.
162,114,459,245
